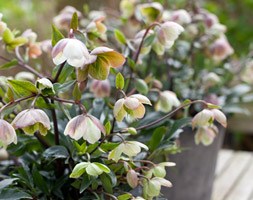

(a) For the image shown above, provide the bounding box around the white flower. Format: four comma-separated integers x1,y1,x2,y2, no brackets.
155,91,180,113
64,114,105,144
0,119,17,148
52,38,96,68
170,9,191,25
195,125,218,146
108,141,148,162
113,94,152,122
12,109,51,136
192,109,227,129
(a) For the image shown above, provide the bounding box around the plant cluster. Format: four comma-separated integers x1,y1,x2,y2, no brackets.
0,1,234,199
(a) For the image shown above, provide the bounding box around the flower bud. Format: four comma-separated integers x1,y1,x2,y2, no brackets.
12,109,51,136
155,91,180,113
0,119,17,148
127,169,139,188
151,79,163,90
36,78,55,95
90,79,110,98
210,36,234,61
64,114,105,144
127,127,137,135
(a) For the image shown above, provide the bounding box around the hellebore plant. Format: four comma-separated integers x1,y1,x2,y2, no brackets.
0,1,234,199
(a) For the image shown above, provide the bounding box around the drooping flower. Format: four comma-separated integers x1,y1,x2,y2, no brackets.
192,108,227,129
210,36,234,61
64,114,105,144
0,119,17,148
113,94,152,122
108,141,148,162
87,47,126,80
156,21,184,49
12,109,51,136
86,16,107,40
145,162,176,178
195,125,218,146
90,79,111,98
203,72,221,88
155,91,180,113
52,38,96,68
169,9,191,25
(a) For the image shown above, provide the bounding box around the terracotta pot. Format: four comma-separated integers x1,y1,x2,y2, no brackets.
162,127,225,200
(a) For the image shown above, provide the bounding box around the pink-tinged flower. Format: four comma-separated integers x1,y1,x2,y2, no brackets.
133,30,154,56
0,119,17,148
127,169,139,188
88,47,126,80
53,6,82,29
170,9,191,25
0,13,7,36
210,36,234,61
64,114,105,144
195,125,218,146
155,91,180,113
86,16,107,35
52,38,96,68
192,109,227,129
108,141,148,162
90,79,111,98
156,21,184,49
203,72,221,88
113,94,152,122
12,109,50,136
204,12,219,28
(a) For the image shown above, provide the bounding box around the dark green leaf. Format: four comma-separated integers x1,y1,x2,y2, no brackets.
0,188,33,200
70,12,79,30
143,34,155,47
149,126,167,152
0,59,18,70
43,145,69,160
8,79,38,97
100,173,113,194
80,174,95,193
32,165,49,194
51,25,64,46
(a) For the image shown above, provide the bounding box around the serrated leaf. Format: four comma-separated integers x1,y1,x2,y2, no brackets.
0,59,18,70
114,29,127,45
70,12,79,30
51,25,64,46
8,79,38,97
116,72,124,90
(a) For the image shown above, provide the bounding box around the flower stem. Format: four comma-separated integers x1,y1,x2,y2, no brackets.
53,61,66,83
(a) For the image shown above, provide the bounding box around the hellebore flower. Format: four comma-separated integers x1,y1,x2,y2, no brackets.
12,109,51,136
127,169,139,188
113,94,152,122
203,72,221,88
90,79,111,98
163,9,191,25
192,108,227,129
145,162,176,178
195,125,218,146
155,91,180,113
52,38,96,68
64,114,105,144
156,21,184,49
108,141,148,162
120,0,136,18
210,36,234,61
0,119,17,148
88,47,126,80
86,16,107,36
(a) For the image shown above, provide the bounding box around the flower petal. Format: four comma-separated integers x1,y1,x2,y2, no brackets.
131,103,146,119
130,94,152,105
83,117,101,144
113,99,126,122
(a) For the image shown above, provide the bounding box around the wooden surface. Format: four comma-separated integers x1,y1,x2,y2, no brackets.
212,149,253,200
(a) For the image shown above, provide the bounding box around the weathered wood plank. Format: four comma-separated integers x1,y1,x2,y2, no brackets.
211,151,252,200
224,156,253,200
215,149,234,176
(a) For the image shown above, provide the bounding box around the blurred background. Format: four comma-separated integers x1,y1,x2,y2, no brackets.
0,0,253,150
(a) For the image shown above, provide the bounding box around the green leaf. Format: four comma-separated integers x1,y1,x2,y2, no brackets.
0,189,33,200
43,146,69,160
70,12,79,30
80,174,95,193
135,78,148,94
2,28,14,44
0,179,18,190
93,162,110,173
70,162,89,178
114,29,127,45
143,34,156,47
52,63,74,83
149,126,167,152
115,72,125,90
117,193,133,200
54,80,76,94
8,79,38,97
104,121,111,135
51,25,64,46
73,141,87,154
32,165,49,194
0,59,18,70
88,58,110,80
100,173,113,194
73,30,86,44
72,82,82,101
